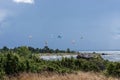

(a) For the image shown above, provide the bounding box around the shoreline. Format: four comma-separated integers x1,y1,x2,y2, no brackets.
39,52,120,62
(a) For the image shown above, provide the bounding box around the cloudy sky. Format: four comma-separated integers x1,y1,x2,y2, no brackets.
0,0,120,50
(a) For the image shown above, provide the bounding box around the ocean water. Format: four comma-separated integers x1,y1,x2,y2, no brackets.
40,51,120,62
79,51,120,62
40,55,77,61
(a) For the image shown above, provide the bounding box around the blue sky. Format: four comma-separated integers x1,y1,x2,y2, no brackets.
0,0,120,50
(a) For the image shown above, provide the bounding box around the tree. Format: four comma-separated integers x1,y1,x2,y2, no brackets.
55,49,59,53
28,46,35,52
43,46,50,53
17,46,31,57
66,48,70,53
2,46,9,52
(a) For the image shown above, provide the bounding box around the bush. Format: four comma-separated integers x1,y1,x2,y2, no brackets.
0,46,120,79
4,53,20,74
105,62,120,77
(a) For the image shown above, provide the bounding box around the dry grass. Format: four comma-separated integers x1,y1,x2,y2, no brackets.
4,72,120,80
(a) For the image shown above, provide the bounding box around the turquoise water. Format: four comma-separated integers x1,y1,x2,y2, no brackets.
40,51,120,62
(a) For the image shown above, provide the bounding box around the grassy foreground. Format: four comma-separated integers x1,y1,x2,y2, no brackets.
5,72,119,80
1,46,120,79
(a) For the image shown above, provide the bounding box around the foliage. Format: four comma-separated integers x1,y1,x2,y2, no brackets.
105,62,120,77
0,46,75,54
0,46,120,79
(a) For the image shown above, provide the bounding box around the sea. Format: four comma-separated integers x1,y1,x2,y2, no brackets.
40,51,120,62
79,51,120,62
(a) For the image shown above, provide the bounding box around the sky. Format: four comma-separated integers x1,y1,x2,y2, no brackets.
0,0,120,50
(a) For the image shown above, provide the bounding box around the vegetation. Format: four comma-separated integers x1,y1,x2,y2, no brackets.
0,46,75,54
5,72,119,80
0,46,120,79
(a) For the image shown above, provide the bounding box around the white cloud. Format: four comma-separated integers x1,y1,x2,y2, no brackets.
13,0,34,4
0,10,7,24
0,9,13,28
0,10,8,35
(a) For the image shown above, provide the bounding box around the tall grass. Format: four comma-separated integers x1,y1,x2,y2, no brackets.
5,72,119,80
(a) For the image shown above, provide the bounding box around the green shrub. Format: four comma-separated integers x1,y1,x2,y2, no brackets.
0,46,120,78
4,53,20,74
105,62,120,77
